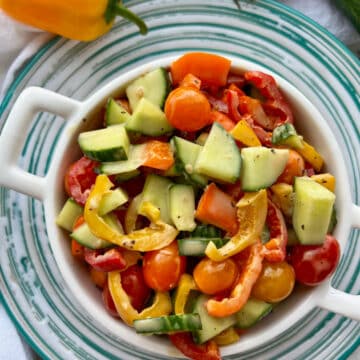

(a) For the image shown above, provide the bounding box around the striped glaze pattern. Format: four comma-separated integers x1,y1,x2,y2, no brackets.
0,1,359,359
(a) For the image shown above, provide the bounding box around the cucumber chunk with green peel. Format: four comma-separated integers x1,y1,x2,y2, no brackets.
98,188,129,216
240,147,289,191
56,198,83,232
138,174,173,224
293,177,336,245
192,294,236,344
78,124,130,162
195,123,241,184
271,123,303,149
171,136,208,188
70,213,123,249
133,314,202,334
126,67,171,110
105,98,131,126
125,98,173,136
169,184,197,231
99,144,147,175
177,237,227,256
235,298,272,328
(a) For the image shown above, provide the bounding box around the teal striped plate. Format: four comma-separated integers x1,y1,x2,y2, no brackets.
0,1,359,359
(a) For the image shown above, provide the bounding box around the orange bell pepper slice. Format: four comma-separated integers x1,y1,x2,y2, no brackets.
206,241,264,317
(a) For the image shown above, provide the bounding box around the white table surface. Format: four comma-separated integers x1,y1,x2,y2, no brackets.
0,1,359,359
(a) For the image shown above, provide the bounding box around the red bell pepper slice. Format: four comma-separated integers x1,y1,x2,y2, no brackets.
263,200,288,262
84,247,127,272
64,156,99,205
169,332,221,360
226,89,243,123
244,71,293,127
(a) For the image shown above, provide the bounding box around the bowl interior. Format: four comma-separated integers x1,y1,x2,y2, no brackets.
43,56,352,356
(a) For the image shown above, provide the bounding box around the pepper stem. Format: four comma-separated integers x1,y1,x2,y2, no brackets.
105,0,148,35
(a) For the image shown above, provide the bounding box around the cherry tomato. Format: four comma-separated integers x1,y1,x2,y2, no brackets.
289,234,340,286
102,283,119,317
64,156,98,205
277,150,305,185
121,264,152,312
193,258,238,295
252,261,295,302
143,241,186,292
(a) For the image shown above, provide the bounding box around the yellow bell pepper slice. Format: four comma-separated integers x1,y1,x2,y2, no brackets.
297,141,324,172
174,274,198,315
311,173,336,192
84,174,178,251
205,189,267,261
213,327,240,345
230,119,262,147
270,183,294,218
108,271,172,326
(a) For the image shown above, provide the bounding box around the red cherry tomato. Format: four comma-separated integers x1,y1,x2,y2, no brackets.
289,235,340,286
64,156,98,205
143,241,186,292
102,283,119,317
121,264,152,312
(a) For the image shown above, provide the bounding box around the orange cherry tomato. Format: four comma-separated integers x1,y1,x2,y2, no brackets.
193,258,238,295
143,241,186,292
165,87,211,132
251,261,295,303
277,149,305,185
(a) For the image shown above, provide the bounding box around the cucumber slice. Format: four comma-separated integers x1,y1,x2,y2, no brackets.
240,147,289,191
195,123,241,184
235,298,272,329
114,169,141,183
177,237,227,256
133,314,202,334
192,294,236,344
171,136,208,188
191,224,222,238
126,67,171,110
56,198,83,232
292,176,336,245
99,144,147,175
271,123,303,149
98,188,129,216
138,174,173,224
70,214,122,249
78,124,130,162
125,98,173,136
169,184,196,231
105,98,131,126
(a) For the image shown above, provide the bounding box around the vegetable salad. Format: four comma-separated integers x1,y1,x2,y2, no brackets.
56,52,340,360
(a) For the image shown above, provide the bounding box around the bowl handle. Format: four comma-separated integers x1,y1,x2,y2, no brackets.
0,86,80,200
317,203,360,320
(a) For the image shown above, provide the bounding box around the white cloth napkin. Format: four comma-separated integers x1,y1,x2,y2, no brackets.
0,1,359,359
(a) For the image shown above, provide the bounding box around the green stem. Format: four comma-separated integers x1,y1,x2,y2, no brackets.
105,0,148,35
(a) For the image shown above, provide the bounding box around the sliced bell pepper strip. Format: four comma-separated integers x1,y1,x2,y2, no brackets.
84,247,127,272
226,89,243,123
311,173,336,192
297,140,324,172
206,241,264,317
71,239,85,260
244,71,293,127
208,110,236,132
169,332,221,360
84,174,178,251
170,52,231,86
205,190,268,262
195,183,238,235
238,95,272,130
90,267,107,289
108,271,172,326
124,194,142,234
213,326,240,346
262,200,288,262
174,274,198,315
230,119,262,147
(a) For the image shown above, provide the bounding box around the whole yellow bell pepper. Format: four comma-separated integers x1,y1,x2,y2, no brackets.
84,174,178,251
205,189,268,261
108,271,172,326
0,0,147,41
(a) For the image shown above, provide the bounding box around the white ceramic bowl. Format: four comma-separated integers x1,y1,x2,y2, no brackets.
0,55,359,358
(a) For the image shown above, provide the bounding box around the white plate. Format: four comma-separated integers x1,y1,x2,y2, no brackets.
0,1,359,359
